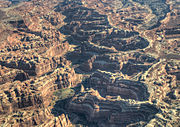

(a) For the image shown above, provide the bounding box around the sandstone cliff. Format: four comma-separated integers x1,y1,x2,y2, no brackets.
0,0,179,126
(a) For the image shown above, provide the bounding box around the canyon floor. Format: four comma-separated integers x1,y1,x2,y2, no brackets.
0,0,179,127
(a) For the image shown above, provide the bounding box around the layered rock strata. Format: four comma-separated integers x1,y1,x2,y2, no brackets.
0,0,179,126
68,89,158,126
88,70,149,101
56,0,149,52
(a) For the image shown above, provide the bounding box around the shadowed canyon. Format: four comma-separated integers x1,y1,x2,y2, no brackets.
0,0,179,126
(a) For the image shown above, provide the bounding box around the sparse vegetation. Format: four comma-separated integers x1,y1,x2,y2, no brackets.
53,88,75,100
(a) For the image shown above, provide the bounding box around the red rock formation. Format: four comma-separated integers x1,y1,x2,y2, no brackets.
0,65,29,84
0,64,80,126
79,52,157,77
68,88,158,125
0,0,179,126
88,70,149,101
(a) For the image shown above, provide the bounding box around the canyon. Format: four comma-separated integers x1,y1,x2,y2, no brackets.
0,0,179,127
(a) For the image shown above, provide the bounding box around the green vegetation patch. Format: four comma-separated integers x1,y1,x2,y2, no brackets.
53,88,75,100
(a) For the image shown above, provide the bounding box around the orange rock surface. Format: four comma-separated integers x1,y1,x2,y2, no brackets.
0,0,179,126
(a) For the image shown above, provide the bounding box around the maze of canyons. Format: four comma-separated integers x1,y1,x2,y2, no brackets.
0,0,179,127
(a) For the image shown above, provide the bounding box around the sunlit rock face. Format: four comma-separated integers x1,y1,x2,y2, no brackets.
0,0,179,126
79,52,158,76
89,70,150,101
67,70,157,126
68,88,158,126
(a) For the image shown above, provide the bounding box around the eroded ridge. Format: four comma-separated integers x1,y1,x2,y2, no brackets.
79,52,158,76
68,88,158,126
0,64,80,126
0,0,179,126
82,0,169,30
56,0,149,52
0,0,79,126
88,70,150,101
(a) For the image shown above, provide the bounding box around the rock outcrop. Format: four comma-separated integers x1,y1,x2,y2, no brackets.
68,88,158,126
0,64,80,126
56,0,149,52
79,52,158,76
0,0,79,126
88,70,149,101
0,0,179,126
